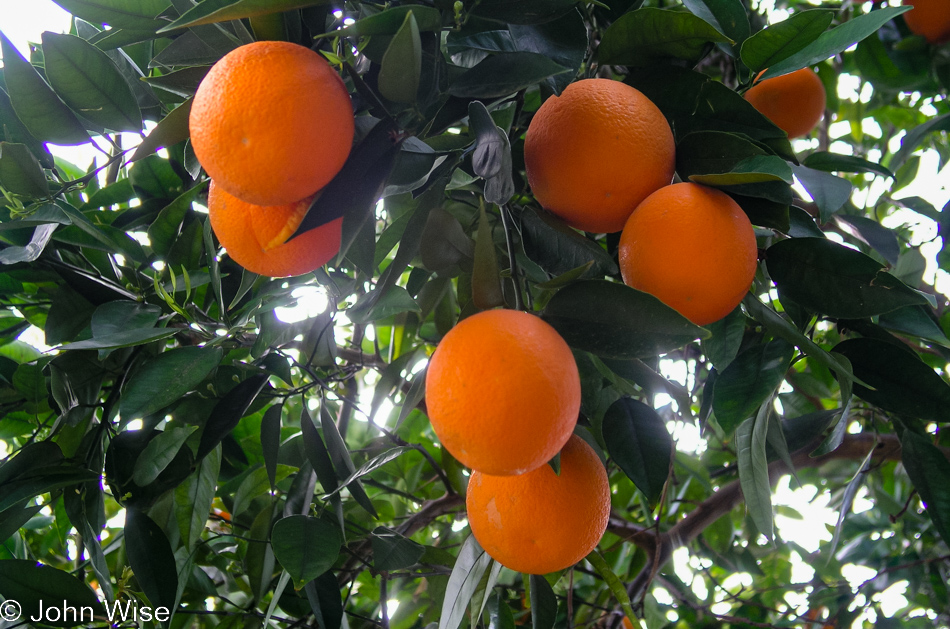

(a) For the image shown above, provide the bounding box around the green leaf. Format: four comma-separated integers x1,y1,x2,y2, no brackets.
261,403,282,490
509,10,588,95
585,551,641,628
736,412,773,541
160,0,332,32
119,346,223,420
378,11,421,104
835,215,899,266
760,7,912,80
713,339,794,435
892,113,950,170
766,238,928,319
541,280,710,359
802,151,894,179
130,98,192,161
0,560,104,627
271,515,342,589
320,404,377,517
0,32,89,145
702,306,746,371
789,164,852,223
53,0,171,31
828,443,875,560
124,508,179,610
472,203,504,310
371,527,426,572
901,430,950,547
324,5,443,38
448,52,570,99
41,32,142,132
832,338,950,423
528,574,556,629
196,373,268,460
0,142,49,197
132,425,198,486
602,398,672,506
689,155,794,186
471,0,579,25
232,465,293,516
175,445,220,550
682,0,750,46
599,7,733,67
488,592,516,629
878,305,950,346
739,10,834,72
58,329,179,352
439,535,494,629
0,223,57,264
321,447,412,501
347,285,421,325
676,130,768,179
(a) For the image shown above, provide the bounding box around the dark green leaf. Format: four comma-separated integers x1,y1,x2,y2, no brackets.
323,5,441,38
261,404,282,490
529,574,556,629
736,413,773,541
789,164,852,223
892,113,950,170
439,535,494,629
196,373,268,460
160,0,333,31
878,305,950,346
488,592,516,629
0,32,90,145
835,215,899,266
766,238,928,319
0,142,49,197
322,447,412,501
320,404,377,517
120,346,223,420
509,9,588,94
676,130,768,179
448,52,569,99
599,7,733,67
124,508,179,610
58,329,179,352
372,527,425,571
41,32,142,132
472,0,579,25
802,151,894,179
702,306,746,371
378,11,421,104
832,338,950,423
0,560,103,627
682,0,750,46
541,280,709,359
130,98,192,161
585,551,640,627
760,7,912,80
603,398,672,506
828,444,875,559
901,430,950,547
689,155,793,186
303,571,344,629
713,339,794,434
739,10,834,72
271,515,342,589
472,203,504,310
175,445,220,550
54,0,171,31
132,425,197,486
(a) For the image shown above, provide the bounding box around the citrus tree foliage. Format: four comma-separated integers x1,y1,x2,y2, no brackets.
0,0,949,628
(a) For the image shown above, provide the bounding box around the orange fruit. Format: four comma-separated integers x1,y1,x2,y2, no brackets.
618,182,757,326
425,309,579,476
207,181,342,277
743,68,826,138
903,0,950,44
524,78,675,234
466,435,610,574
190,41,354,207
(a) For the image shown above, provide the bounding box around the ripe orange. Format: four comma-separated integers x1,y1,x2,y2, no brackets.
466,435,610,574
743,68,826,138
425,309,579,476
618,182,758,326
523,78,675,234
190,41,354,207
903,0,950,44
207,181,342,277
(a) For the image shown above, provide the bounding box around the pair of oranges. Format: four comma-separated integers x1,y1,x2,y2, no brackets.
190,42,355,277
426,309,612,575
